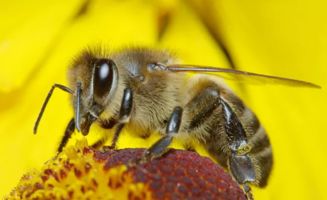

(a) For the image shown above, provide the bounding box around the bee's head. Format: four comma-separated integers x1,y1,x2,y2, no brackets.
72,53,119,135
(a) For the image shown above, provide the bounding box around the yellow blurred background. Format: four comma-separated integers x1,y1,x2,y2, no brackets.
0,0,326,199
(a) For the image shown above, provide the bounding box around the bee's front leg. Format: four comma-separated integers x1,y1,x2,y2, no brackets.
143,106,183,160
57,118,75,153
92,88,133,149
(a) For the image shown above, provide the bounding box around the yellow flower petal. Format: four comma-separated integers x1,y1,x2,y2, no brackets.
0,0,83,92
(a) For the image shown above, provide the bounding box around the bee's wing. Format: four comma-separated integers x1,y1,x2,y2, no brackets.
166,64,321,89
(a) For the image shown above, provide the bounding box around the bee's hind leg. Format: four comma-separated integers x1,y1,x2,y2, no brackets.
142,106,183,161
228,153,255,200
220,98,255,200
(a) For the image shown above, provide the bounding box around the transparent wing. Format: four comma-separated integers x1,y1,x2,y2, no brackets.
166,64,321,89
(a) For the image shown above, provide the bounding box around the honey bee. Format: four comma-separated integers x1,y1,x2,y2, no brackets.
34,47,320,199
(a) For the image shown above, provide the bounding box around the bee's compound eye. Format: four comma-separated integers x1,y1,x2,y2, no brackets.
93,59,115,98
99,63,109,80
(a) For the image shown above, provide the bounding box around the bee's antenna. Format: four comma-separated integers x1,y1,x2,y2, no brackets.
74,82,82,132
34,84,74,134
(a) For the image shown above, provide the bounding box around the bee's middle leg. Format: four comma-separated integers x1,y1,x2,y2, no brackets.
143,106,183,160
